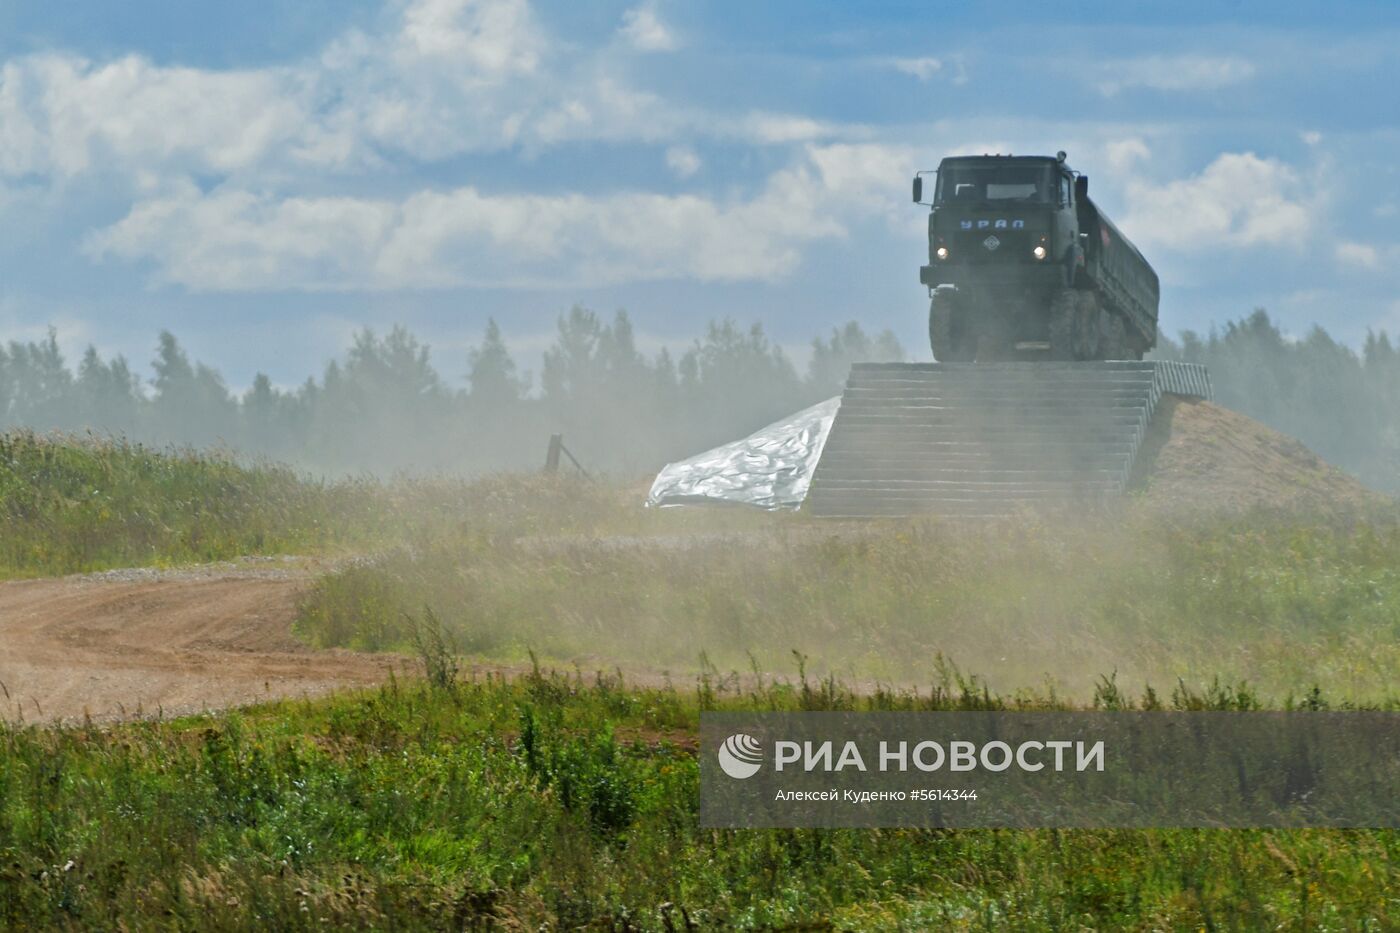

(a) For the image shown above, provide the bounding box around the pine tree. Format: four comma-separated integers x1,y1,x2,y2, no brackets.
467,318,524,406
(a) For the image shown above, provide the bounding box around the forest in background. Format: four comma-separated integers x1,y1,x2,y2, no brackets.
0,306,1396,492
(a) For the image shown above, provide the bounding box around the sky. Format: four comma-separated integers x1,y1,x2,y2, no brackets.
1,0,1398,390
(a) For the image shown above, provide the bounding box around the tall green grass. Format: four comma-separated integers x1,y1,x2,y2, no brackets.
0,434,612,578
0,432,381,576
297,503,1400,704
0,670,1393,929
0,434,761,580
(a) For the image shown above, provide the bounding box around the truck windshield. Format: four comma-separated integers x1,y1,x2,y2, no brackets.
936,164,1054,204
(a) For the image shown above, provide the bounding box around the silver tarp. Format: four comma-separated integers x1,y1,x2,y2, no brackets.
646,397,840,510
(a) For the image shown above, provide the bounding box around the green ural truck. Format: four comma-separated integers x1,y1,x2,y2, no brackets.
913,152,1159,361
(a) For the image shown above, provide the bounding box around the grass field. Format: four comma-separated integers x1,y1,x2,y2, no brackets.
2,437,1398,928
0,432,382,578
0,432,551,579
297,484,1400,705
2,670,1396,930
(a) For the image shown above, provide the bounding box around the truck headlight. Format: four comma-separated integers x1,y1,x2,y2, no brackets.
936,246,950,260
1032,245,1047,261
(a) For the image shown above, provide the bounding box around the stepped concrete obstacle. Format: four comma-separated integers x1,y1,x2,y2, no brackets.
804,361,1211,518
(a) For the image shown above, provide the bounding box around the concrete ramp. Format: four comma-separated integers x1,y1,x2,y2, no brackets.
805,361,1211,518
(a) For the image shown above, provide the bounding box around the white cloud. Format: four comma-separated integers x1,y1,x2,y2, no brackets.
0,0,877,297
1104,137,1151,173
1095,55,1256,96
741,112,851,145
805,142,917,231
619,3,677,52
526,75,691,149
312,0,559,162
890,57,942,81
665,145,701,178
87,182,399,290
0,0,573,181
0,0,846,185
0,54,306,178
1335,242,1379,268
0,1,547,178
1120,152,1313,251
0,0,1067,301
90,170,846,291
86,144,916,291
396,0,541,73
1301,130,1323,146
806,143,913,200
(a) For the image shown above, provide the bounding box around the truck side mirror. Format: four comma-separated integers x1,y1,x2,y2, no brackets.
912,176,923,203
1074,175,1089,200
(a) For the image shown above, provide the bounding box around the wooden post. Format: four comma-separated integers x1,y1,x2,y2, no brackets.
544,433,563,473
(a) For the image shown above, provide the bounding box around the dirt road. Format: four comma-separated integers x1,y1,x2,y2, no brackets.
0,559,407,725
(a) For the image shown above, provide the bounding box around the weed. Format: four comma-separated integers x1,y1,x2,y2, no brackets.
409,606,460,693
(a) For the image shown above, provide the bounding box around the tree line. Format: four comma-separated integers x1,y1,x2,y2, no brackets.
1155,309,1400,493
1,306,1396,491
0,308,903,478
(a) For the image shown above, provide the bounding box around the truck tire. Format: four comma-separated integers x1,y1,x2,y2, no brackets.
1050,289,1105,360
929,287,975,361
1101,313,1129,360
1077,291,1107,359
1049,289,1083,360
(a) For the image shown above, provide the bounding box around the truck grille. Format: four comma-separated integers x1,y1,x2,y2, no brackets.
952,229,1033,263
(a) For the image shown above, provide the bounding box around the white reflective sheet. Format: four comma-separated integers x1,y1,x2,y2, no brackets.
646,397,840,511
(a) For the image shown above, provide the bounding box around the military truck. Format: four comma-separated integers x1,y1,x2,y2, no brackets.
912,152,1158,361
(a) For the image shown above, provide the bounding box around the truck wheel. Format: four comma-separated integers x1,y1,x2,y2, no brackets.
1048,289,1084,360
1100,314,1129,360
1076,291,1107,359
929,287,975,361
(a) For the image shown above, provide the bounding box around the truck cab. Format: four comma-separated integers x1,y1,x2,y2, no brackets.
921,155,1080,289
913,152,1157,361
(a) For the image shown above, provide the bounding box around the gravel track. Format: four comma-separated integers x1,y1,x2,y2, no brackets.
0,557,407,725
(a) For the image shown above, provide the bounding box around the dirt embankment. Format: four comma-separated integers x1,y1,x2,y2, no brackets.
1130,396,1389,515
0,559,408,725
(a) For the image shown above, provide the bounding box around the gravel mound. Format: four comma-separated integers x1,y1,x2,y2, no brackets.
1129,396,1388,515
